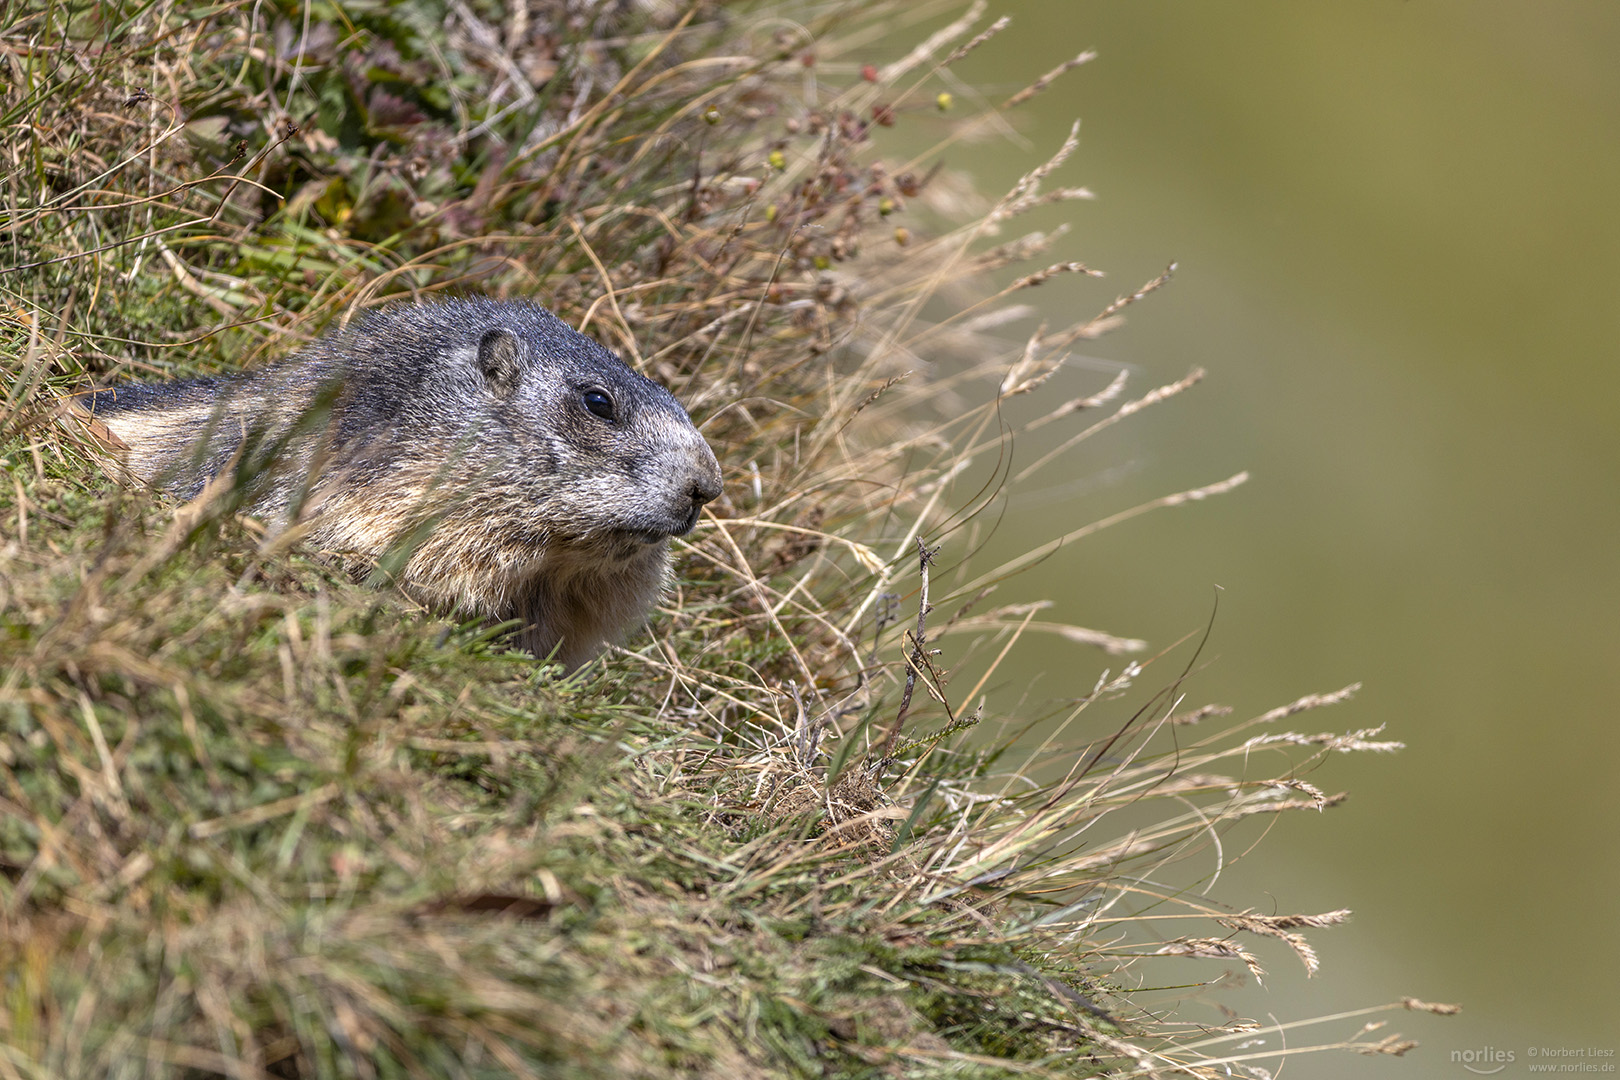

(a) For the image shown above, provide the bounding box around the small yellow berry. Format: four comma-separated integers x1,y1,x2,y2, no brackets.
936,92,953,111
768,149,786,170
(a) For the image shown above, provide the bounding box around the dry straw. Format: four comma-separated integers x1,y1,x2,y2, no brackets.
0,1,1454,1075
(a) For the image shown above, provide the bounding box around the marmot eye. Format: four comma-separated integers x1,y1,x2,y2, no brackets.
582,389,615,420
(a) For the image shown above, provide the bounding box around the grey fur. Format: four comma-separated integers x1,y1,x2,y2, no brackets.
78,298,723,670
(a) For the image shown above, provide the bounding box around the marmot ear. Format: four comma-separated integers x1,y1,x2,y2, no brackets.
477,329,523,399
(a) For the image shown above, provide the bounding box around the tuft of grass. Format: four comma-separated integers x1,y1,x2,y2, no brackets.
0,1,1456,1076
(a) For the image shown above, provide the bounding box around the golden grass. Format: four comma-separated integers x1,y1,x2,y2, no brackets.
0,1,1455,1075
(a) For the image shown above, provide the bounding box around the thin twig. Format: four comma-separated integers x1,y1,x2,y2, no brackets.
878,537,935,760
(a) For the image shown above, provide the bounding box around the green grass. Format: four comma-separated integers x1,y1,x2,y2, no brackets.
0,1,1455,1076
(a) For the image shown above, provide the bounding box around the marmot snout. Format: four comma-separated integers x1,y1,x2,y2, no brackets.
76,298,723,670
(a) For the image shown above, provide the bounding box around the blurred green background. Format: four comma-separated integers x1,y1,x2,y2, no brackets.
911,0,1618,1071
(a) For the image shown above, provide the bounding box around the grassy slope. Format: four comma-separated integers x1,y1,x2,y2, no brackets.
0,1,1452,1076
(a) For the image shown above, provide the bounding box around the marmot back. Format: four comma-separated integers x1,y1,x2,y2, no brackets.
77,298,723,670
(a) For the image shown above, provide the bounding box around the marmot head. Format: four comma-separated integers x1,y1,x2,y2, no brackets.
363,299,723,557
478,307,723,544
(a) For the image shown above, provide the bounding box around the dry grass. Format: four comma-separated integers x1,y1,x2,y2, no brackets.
0,1,1453,1076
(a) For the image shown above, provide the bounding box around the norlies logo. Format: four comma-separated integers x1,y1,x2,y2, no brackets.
1453,1046,1515,1075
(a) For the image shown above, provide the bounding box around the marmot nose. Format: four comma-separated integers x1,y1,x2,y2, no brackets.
690,475,721,508
688,462,722,508
669,470,721,536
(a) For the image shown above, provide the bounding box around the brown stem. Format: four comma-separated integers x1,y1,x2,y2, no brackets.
879,537,934,759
